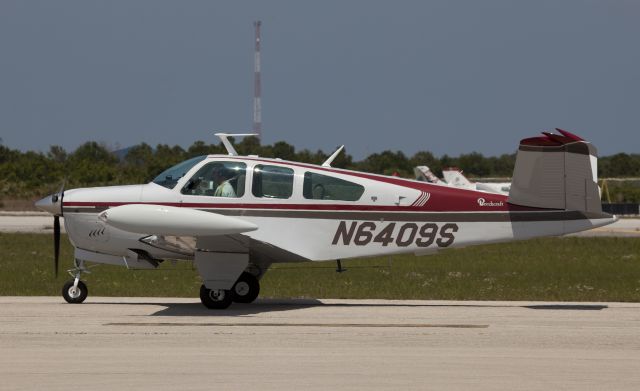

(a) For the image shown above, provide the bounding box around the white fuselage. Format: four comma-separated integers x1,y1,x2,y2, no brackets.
61,155,615,267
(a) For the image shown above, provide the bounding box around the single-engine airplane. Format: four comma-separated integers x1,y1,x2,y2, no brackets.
414,165,510,195
441,168,511,195
36,129,616,309
413,166,446,185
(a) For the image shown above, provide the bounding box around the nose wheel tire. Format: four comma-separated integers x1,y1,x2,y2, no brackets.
200,285,233,309
62,280,88,304
231,272,260,303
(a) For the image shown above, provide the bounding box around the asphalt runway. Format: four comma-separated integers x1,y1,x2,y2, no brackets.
1,212,639,236
1,297,639,390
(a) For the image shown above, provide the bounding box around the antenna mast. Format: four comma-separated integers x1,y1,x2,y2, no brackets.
253,20,262,140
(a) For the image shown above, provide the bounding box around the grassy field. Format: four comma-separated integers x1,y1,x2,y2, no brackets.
0,233,639,301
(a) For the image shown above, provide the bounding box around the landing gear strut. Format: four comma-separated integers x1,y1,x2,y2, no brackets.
62,259,89,304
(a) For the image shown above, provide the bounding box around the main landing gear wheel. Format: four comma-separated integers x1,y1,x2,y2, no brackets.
200,285,233,309
62,280,88,304
231,272,260,304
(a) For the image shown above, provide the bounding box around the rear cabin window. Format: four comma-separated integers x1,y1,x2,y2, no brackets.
252,165,294,199
303,172,365,201
181,161,246,198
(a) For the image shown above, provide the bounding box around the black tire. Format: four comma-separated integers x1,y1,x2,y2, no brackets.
199,284,233,309
231,272,260,303
62,280,88,304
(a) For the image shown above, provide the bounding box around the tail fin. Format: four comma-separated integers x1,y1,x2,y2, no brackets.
508,128,601,212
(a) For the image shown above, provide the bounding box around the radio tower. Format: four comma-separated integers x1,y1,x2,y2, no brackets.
253,20,262,140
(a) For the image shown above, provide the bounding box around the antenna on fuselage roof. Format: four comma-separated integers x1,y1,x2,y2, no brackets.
213,132,258,156
322,145,345,167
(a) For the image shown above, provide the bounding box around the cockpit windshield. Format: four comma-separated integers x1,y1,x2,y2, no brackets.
152,156,206,189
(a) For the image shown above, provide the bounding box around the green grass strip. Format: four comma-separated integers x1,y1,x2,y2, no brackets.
1,233,639,301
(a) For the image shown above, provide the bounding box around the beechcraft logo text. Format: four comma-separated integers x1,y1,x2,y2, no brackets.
477,197,504,207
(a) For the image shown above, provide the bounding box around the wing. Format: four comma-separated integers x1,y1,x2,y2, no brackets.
101,203,308,264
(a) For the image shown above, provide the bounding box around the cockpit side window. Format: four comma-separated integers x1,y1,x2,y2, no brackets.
303,172,365,201
252,165,294,199
152,156,206,189
181,161,246,198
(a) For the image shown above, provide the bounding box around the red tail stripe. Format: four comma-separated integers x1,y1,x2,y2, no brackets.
555,128,584,141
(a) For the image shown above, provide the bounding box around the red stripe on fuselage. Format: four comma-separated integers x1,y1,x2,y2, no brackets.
63,201,544,213
64,155,542,212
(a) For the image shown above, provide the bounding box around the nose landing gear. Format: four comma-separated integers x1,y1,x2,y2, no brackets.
62,259,89,304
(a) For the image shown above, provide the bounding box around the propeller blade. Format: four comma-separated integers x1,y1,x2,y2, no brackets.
54,216,60,278
53,180,66,215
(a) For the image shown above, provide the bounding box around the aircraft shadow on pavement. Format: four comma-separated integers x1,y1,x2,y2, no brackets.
147,300,471,317
523,304,608,311
89,299,608,316
150,299,324,316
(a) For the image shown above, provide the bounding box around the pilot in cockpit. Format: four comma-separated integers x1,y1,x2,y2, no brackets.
211,164,237,198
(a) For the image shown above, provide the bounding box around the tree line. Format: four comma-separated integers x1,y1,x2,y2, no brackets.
1,137,639,201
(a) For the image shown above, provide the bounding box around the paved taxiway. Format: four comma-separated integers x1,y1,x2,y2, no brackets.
569,217,640,237
0,212,66,233
1,297,639,390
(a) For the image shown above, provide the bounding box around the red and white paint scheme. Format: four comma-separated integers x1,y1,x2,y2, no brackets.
36,130,616,309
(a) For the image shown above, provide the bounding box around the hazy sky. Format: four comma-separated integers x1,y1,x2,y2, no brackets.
1,1,638,159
